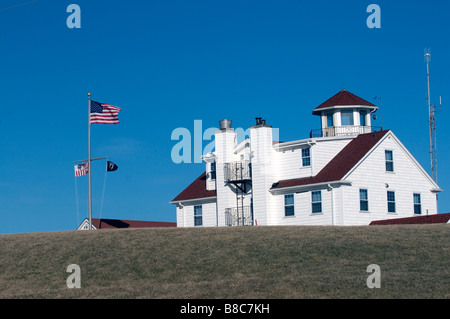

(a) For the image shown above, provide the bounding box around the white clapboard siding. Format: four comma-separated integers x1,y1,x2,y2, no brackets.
269,189,335,226
177,202,217,228
341,133,438,225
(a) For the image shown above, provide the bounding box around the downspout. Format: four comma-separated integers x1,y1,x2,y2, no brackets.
328,184,335,226
436,193,439,215
340,187,344,225
215,164,219,226
307,141,315,176
178,203,185,227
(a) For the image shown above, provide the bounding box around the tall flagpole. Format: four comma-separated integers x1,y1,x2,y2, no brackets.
88,92,92,230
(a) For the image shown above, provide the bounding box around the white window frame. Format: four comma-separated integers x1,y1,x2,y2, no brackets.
359,189,369,212
194,205,203,226
311,191,322,214
385,150,394,173
413,193,422,215
284,194,295,217
302,148,311,167
387,191,396,213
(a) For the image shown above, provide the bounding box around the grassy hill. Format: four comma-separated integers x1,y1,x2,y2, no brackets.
0,225,448,299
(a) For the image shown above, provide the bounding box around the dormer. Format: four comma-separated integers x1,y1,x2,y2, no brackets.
312,89,378,137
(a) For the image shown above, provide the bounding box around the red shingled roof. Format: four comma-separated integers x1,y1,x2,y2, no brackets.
91,218,176,229
313,90,376,114
370,213,450,225
172,172,217,202
272,130,389,190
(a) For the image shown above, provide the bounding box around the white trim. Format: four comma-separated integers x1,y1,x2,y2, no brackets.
276,135,354,152
169,196,217,205
313,104,378,115
276,138,316,151
270,180,351,195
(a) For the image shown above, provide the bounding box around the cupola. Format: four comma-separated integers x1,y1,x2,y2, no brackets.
312,89,378,137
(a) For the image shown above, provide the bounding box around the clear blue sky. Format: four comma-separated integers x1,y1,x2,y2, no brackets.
0,0,449,234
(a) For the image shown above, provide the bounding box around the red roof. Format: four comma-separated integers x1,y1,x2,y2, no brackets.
313,89,376,114
92,218,176,229
272,130,389,190
370,213,450,225
172,172,217,202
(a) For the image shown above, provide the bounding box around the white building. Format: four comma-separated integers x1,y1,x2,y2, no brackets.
171,89,442,227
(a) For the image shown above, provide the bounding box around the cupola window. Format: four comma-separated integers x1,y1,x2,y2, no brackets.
360,110,367,126
327,113,334,127
341,110,354,126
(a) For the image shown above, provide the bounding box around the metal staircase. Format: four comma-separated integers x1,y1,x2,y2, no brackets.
224,161,253,226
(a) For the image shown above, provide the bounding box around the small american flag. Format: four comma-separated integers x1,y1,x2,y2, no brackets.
74,163,89,177
90,101,121,125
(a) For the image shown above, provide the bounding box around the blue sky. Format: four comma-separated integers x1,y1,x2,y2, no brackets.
0,0,449,234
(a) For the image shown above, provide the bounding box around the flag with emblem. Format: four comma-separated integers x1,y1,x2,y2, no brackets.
107,161,118,172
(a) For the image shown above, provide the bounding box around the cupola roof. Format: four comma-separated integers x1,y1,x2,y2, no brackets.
313,89,377,115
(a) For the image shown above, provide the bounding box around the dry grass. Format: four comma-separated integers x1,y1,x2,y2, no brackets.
0,225,448,299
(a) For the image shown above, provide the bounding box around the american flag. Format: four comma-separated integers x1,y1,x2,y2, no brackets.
74,162,89,177
90,101,121,125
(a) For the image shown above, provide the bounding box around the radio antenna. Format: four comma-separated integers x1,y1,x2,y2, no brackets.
425,50,441,183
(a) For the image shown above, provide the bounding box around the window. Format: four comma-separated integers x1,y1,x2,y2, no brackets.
327,113,334,127
341,110,354,126
360,110,367,126
194,205,203,226
387,191,396,213
302,148,311,167
360,189,369,212
385,150,394,172
414,193,422,215
284,194,295,217
311,191,322,214
210,162,216,180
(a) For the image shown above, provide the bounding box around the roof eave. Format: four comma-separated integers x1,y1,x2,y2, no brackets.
270,180,352,195
170,195,217,205
313,104,378,115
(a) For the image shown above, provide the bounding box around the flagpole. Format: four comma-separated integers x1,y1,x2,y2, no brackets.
88,92,92,230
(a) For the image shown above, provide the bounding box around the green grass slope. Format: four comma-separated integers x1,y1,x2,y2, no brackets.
0,225,448,299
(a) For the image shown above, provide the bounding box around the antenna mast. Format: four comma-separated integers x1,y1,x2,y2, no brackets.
425,51,440,183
